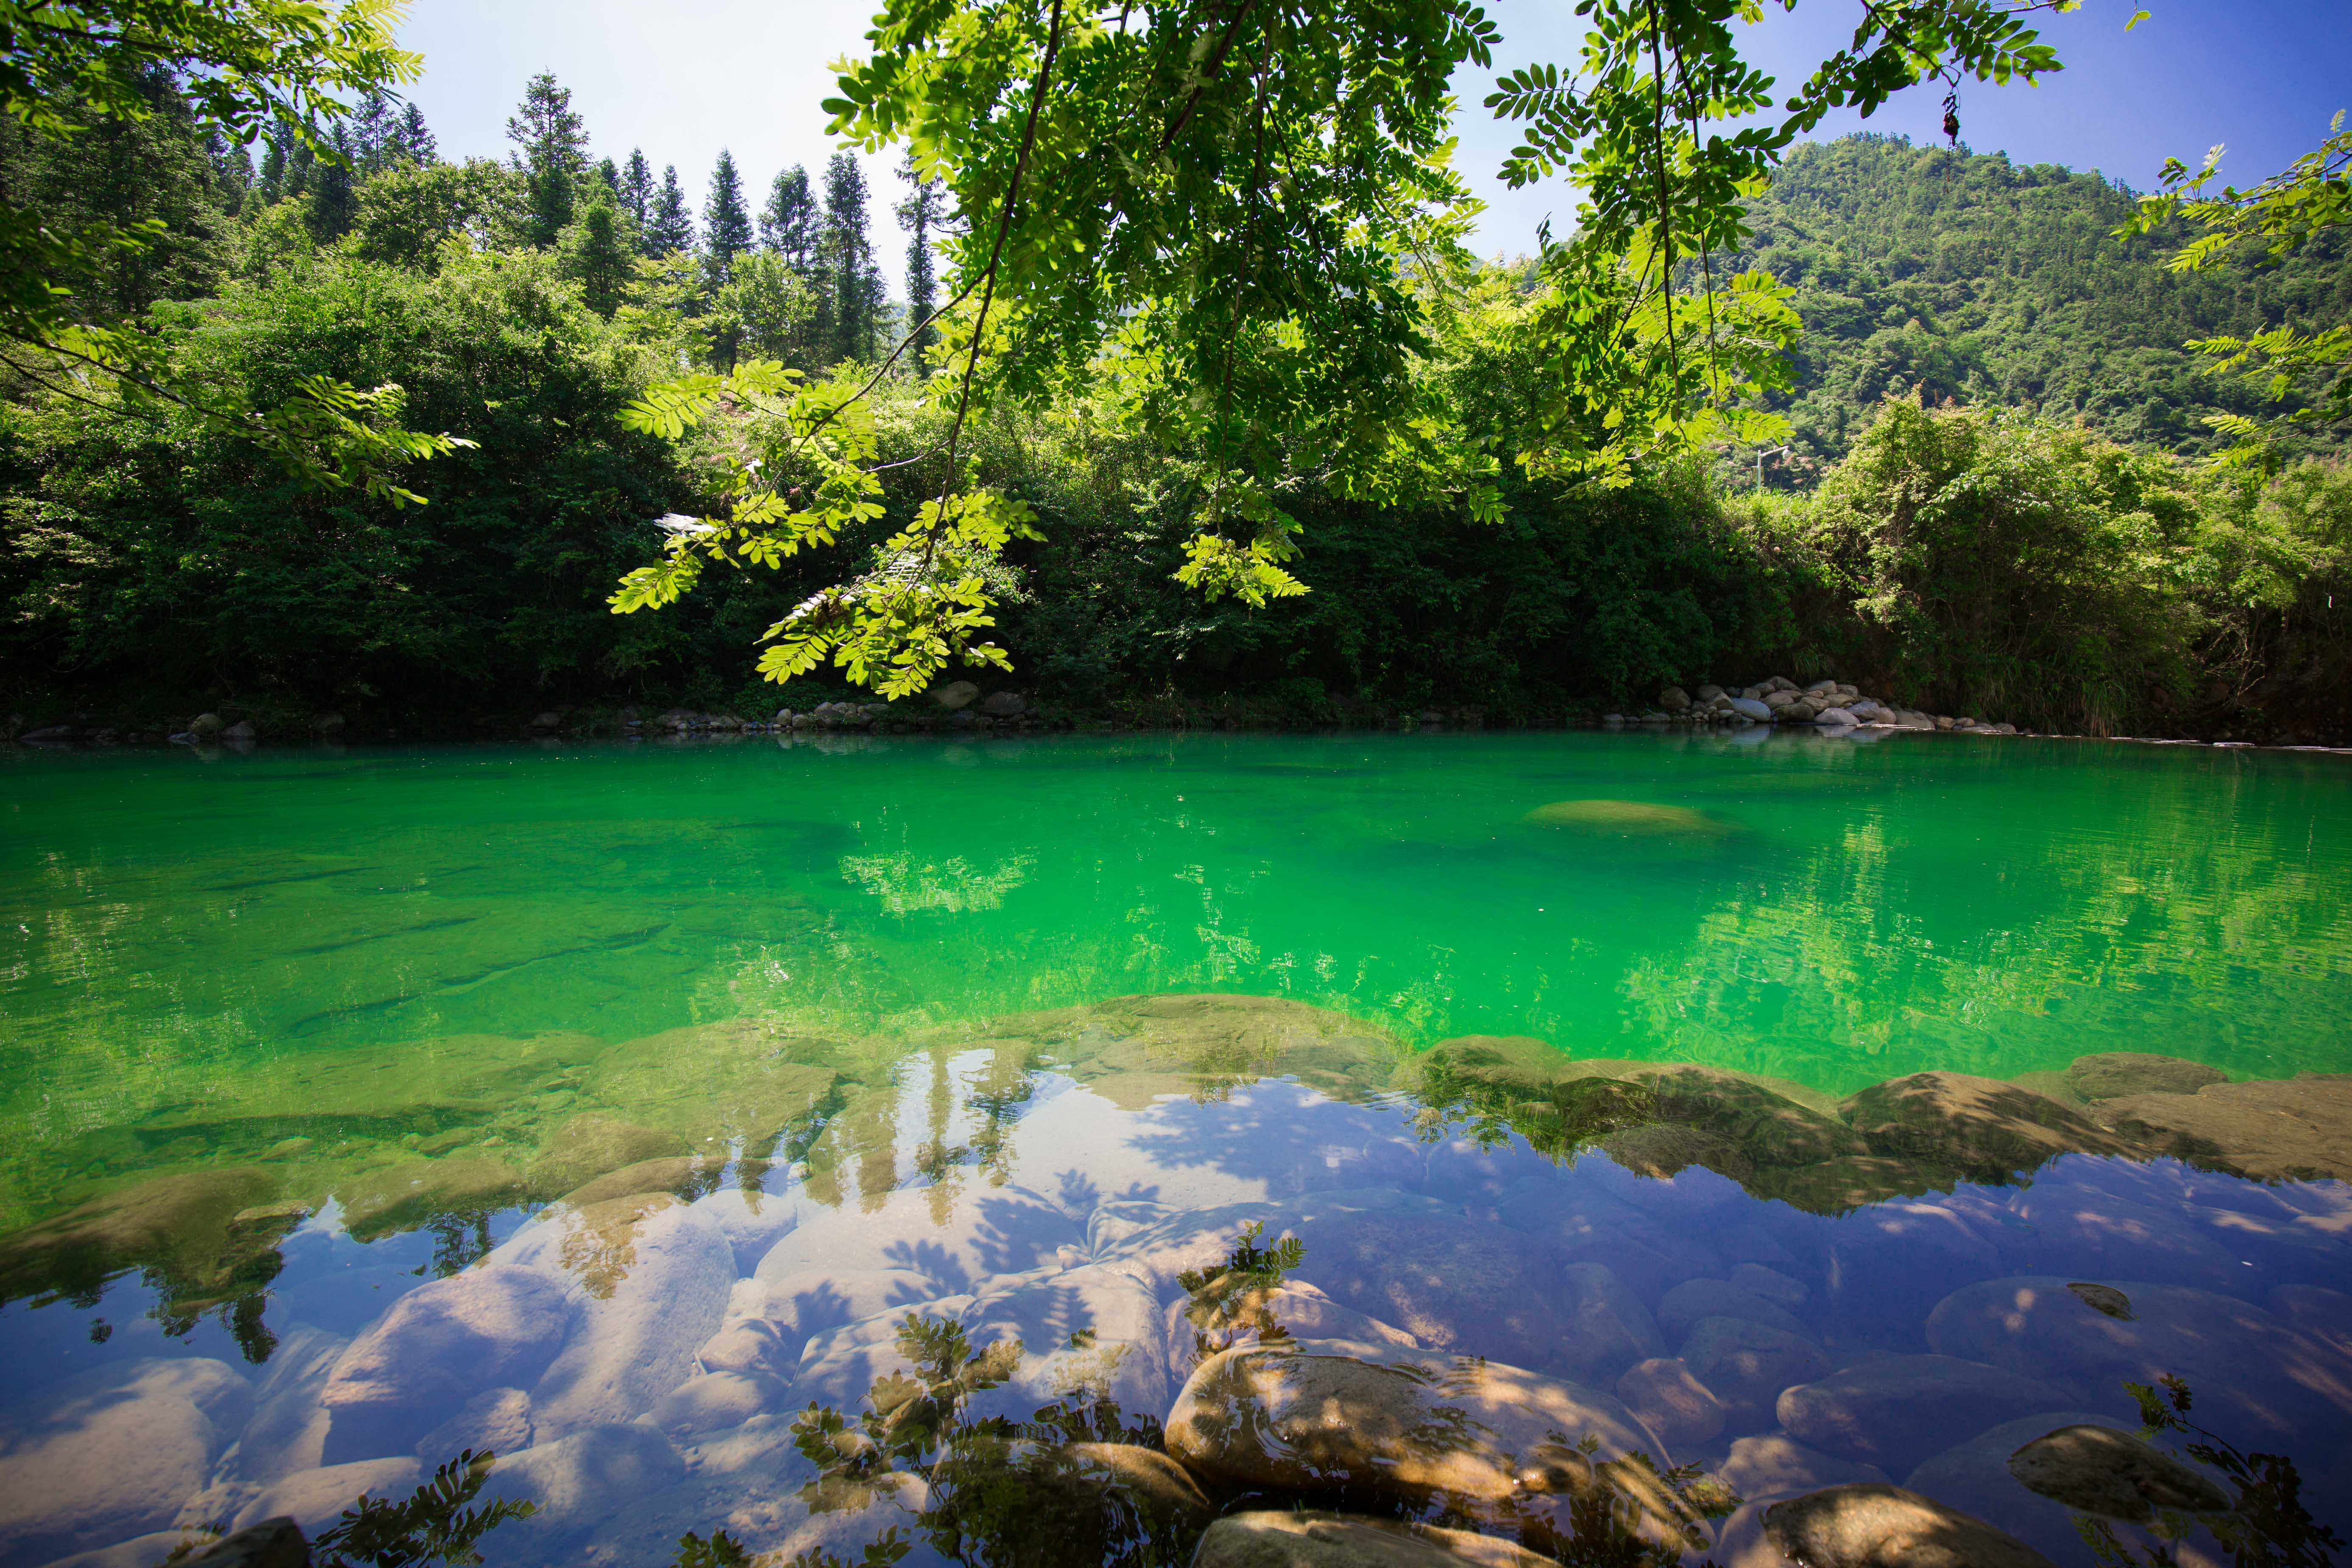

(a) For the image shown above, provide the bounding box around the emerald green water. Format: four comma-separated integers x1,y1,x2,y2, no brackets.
4,729,2349,1231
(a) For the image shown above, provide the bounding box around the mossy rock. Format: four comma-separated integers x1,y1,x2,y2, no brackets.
1839,1071,2136,1182
1745,1155,1960,1216
1641,1067,1864,1167
335,1155,535,1239
1596,1123,1757,1182
2063,1052,2227,1101
986,993,1398,1102
0,1165,284,1305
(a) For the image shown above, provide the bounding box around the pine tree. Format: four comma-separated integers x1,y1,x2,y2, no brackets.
594,156,621,201
645,164,695,256
255,136,287,205
702,148,753,284
561,182,634,316
761,165,820,274
622,148,654,234
305,124,358,242
506,71,590,247
392,102,437,165
896,156,947,370
819,151,880,363
351,87,398,171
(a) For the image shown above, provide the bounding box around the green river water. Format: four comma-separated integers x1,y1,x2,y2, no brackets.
3,728,2352,1568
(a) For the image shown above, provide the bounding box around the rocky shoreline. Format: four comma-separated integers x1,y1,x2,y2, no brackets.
9,672,2352,751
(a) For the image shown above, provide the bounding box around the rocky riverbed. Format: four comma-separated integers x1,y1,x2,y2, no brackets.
0,996,2346,1568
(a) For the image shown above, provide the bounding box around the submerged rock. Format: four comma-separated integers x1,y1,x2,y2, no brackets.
0,1166,283,1308
230,1456,423,1534
1775,1355,2068,1478
2092,1072,2352,1182
497,1193,733,1441
1716,1433,1890,1499
1615,1357,1727,1445
1677,1317,1831,1429
320,1263,570,1462
1163,1339,1660,1506
1840,1072,2133,1180
1924,1277,2352,1445
1193,1511,1551,1568
1762,1483,2058,1568
1524,799,1733,837
0,1358,253,1565
991,991,1400,1104
2062,1053,2226,1101
2006,1423,2229,1520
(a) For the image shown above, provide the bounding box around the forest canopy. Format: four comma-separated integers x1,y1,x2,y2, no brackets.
0,1,2346,743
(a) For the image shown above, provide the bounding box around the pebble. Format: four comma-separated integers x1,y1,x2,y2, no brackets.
1762,1483,2059,1568
1191,1511,1552,1568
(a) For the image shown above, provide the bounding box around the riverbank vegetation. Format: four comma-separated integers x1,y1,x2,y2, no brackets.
0,14,2346,743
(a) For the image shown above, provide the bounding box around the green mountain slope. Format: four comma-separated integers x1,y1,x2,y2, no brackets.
1727,134,2352,470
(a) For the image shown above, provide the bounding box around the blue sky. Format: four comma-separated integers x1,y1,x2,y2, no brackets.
395,0,2351,296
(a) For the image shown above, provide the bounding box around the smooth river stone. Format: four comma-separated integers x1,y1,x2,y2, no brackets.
1761,1483,2060,1568
1615,1357,1726,1445
0,1358,252,1568
647,1370,794,1439
1716,1433,1891,1501
1924,1277,2352,1447
1678,1317,1831,1429
412,1386,533,1462
1657,1277,1813,1342
320,1263,571,1462
1776,1355,2071,1477
1168,1277,1421,1378
1491,1176,1716,1304
751,1182,1082,1296
497,1193,734,1441
1900,1411,2194,1567
1164,1338,1663,1504
2092,1073,2352,1183
2006,1424,2229,1520
1192,1511,1553,1568
230,1456,423,1534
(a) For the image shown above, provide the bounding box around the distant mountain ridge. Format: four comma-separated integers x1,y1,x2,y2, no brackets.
1728,134,2352,470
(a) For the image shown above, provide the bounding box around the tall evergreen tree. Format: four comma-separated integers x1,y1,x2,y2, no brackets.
351,87,398,171
818,151,881,363
391,102,437,165
761,165,820,274
304,124,358,242
505,71,589,247
621,148,653,233
702,148,753,283
896,156,946,370
594,155,621,201
644,163,695,256
560,182,634,316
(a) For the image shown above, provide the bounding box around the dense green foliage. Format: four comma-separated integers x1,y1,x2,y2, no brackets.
0,36,2346,742
1730,135,2352,469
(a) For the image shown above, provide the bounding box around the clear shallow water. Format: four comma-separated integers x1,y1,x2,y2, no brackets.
0,731,2349,1568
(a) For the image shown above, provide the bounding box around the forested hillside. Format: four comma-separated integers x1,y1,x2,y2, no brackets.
1730,135,2352,472
0,64,2345,744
